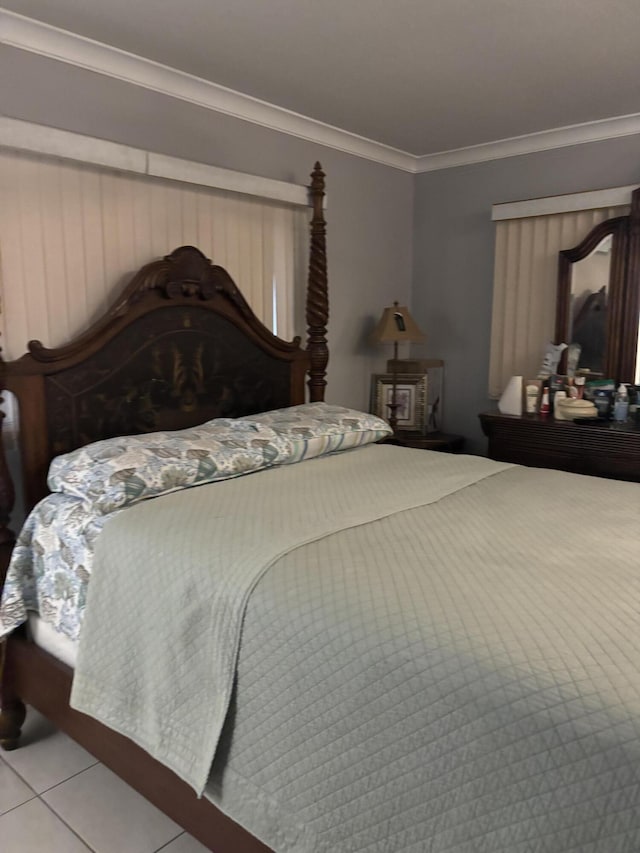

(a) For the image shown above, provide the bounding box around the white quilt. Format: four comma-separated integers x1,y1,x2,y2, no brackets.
70,446,508,793
67,446,639,851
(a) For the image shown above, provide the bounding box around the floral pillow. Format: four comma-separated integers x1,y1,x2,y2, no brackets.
47,419,292,514
244,403,391,463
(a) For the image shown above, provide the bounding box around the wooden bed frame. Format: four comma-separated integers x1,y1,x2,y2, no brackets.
0,163,328,852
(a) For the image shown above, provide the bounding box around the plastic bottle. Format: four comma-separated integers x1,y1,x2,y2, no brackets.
553,390,567,418
614,384,629,423
540,387,550,416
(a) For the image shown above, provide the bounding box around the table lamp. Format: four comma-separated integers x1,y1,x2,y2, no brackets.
371,302,425,431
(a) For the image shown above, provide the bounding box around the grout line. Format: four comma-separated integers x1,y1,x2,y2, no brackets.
39,796,98,852
1,748,100,797
37,759,101,795
153,830,189,851
0,753,41,798
3,743,185,851
0,793,38,819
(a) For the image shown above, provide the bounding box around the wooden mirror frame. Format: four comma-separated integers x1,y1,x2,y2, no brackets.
555,216,629,377
555,186,640,381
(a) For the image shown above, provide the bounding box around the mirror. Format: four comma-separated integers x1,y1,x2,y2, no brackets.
568,234,611,373
556,187,640,382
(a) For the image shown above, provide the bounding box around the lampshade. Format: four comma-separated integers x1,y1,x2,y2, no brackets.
370,302,425,345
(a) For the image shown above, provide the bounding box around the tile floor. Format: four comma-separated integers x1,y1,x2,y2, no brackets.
0,707,210,852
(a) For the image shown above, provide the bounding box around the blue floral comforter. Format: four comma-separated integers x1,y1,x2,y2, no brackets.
0,494,109,640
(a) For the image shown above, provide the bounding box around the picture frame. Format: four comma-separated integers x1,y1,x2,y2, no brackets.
370,373,427,431
387,358,443,432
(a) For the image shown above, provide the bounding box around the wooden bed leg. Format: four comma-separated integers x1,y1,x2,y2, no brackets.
0,701,26,751
0,641,26,750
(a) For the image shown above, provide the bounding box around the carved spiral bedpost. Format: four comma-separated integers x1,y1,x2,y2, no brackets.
306,162,329,402
0,350,15,573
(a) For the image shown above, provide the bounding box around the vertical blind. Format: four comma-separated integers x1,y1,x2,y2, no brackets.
0,150,309,361
488,205,629,399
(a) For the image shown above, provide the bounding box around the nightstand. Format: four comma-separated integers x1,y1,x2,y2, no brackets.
383,431,465,453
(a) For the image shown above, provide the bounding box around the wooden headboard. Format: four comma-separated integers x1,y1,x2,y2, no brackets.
0,162,328,547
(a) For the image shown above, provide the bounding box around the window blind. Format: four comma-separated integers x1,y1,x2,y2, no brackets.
0,149,308,361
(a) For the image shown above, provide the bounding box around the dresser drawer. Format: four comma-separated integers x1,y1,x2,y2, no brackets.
479,413,640,482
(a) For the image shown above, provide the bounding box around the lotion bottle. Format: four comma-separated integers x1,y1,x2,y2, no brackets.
614,384,629,423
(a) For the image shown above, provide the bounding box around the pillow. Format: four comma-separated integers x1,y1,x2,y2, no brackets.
244,403,392,463
47,419,292,514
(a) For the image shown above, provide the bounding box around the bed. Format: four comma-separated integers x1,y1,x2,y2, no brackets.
2,162,640,853
0,164,329,851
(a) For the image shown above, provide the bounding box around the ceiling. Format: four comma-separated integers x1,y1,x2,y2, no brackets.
2,0,640,157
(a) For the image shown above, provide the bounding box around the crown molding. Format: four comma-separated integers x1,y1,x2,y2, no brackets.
415,113,640,173
0,9,416,173
2,10,640,175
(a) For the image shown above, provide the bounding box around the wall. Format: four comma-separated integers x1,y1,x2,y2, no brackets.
413,136,640,453
4,44,639,457
0,45,414,412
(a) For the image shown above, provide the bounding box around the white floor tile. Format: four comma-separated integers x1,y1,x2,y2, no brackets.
0,758,35,815
43,762,182,853
0,797,91,852
2,707,98,793
159,831,212,852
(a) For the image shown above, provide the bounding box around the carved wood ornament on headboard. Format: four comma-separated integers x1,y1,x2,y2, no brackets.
0,162,328,556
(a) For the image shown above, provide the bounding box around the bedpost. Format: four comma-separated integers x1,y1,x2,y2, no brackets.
306,162,329,402
0,642,26,751
0,343,24,752
0,350,15,587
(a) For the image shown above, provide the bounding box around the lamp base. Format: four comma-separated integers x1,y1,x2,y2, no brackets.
386,402,400,433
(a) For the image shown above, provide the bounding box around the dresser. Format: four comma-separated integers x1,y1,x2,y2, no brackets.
479,412,640,482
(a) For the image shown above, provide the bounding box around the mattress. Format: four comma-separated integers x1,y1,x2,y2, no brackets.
28,613,78,668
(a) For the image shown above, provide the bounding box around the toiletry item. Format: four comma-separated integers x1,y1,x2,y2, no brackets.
585,379,616,393
593,389,613,419
556,399,598,420
525,383,540,413
498,376,523,416
553,391,567,418
614,384,629,423
540,387,550,416
575,376,585,399
548,374,565,413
